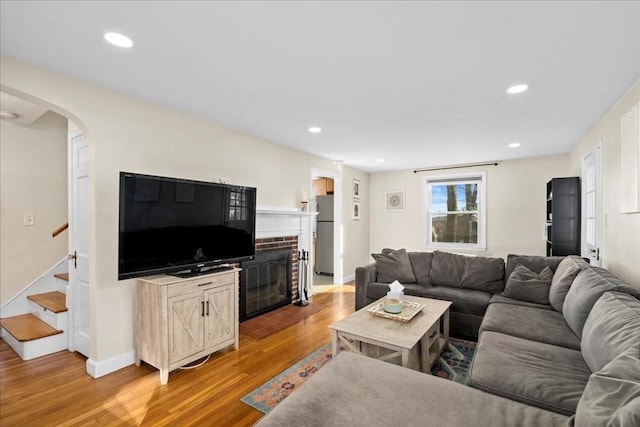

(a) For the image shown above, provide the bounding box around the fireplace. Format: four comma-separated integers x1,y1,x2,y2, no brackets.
239,236,298,321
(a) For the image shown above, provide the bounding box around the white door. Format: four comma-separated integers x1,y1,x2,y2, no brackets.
68,133,90,357
581,144,602,266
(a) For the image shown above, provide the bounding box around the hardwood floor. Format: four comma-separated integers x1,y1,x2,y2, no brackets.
0,285,355,427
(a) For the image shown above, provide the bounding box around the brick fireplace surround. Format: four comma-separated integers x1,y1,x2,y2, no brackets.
238,208,315,321
254,236,299,302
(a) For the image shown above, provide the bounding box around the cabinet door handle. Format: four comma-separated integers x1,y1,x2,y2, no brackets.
201,301,205,317
198,282,213,287
206,301,210,316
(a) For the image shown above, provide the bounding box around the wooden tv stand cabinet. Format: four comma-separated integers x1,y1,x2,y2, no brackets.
135,268,239,384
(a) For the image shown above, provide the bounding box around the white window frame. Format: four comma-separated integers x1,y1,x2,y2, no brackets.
424,171,487,251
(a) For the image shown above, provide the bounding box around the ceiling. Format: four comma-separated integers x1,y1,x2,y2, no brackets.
1,1,639,172
0,92,49,125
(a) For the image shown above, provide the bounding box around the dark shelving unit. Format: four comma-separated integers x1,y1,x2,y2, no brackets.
546,177,581,256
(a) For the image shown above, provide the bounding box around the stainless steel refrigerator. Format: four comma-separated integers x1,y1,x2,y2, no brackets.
315,195,334,275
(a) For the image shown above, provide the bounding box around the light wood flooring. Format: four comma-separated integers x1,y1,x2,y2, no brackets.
0,284,355,427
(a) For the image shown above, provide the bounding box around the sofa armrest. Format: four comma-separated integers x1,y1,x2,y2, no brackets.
355,263,377,310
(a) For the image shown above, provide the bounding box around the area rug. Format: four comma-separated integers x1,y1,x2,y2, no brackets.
239,302,324,340
241,337,476,414
241,344,334,414
431,337,476,384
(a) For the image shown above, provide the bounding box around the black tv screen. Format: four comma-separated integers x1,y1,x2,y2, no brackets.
118,172,256,280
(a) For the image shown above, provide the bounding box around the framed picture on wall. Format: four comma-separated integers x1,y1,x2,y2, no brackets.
353,179,360,199
385,191,405,211
353,200,361,220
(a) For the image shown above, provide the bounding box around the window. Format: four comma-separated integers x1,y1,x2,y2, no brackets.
425,172,486,250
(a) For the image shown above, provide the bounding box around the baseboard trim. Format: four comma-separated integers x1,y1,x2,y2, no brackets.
86,350,135,378
342,273,355,283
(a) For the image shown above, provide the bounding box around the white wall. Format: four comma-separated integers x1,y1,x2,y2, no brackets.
570,79,640,288
0,56,369,367
0,111,68,305
369,154,570,260
341,167,370,281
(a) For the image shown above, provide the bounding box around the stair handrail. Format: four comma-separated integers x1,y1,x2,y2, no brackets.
52,222,68,238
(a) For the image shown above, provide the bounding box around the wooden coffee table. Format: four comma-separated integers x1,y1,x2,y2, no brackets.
329,296,451,372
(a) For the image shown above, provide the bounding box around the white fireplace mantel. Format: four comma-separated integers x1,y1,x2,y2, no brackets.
257,208,318,217
256,208,317,294
255,208,317,248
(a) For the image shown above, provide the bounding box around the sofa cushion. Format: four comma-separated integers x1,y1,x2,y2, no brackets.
573,344,640,427
407,251,433,285
549,256,589,312
480,303,581,350
563,267,640,338
468,331,591,416
430,251,504,293
461,256,505,293
505,254,565,280
430,250,467,286
365,282,428,303
421,286,491,317
371,248,416,283
489,294,553,311
581,291,640,373
255,351,570,427
501,264,552,305
366,282,491,318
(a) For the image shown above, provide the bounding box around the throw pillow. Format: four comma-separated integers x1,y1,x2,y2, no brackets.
574,343,640,427
548,255,588,312
501,264,552,305
371,248,416,283
504,254,564,280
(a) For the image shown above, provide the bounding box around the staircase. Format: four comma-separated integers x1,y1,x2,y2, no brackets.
0,272,70,360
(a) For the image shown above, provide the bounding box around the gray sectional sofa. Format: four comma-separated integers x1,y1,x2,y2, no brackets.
255,253,640,427
254,351,571,427
468,254,640,417
356,249,517,338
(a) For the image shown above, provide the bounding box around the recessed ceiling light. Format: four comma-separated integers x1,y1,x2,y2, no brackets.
104,32,134,48
507,84,529,94
508,142,521,148
376,158,385,163
308,126,322,134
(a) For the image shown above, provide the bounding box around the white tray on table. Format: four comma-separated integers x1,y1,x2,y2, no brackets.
367,300,425,322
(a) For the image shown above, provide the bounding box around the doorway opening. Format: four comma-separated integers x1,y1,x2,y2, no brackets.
310,168,343,290
0,89,91,360
313,176,334,285
581,143,603,267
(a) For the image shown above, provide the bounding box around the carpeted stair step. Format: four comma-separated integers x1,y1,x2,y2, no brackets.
0,314,63,342
27,291,67,313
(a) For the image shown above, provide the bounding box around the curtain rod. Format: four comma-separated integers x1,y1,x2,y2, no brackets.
413,161,499,173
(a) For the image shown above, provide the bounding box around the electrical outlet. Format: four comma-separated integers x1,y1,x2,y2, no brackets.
24,213,35,226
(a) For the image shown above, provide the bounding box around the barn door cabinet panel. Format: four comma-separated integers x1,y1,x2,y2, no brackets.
135,269,239,384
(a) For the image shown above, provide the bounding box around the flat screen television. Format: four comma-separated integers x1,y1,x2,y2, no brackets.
118,172,256,280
